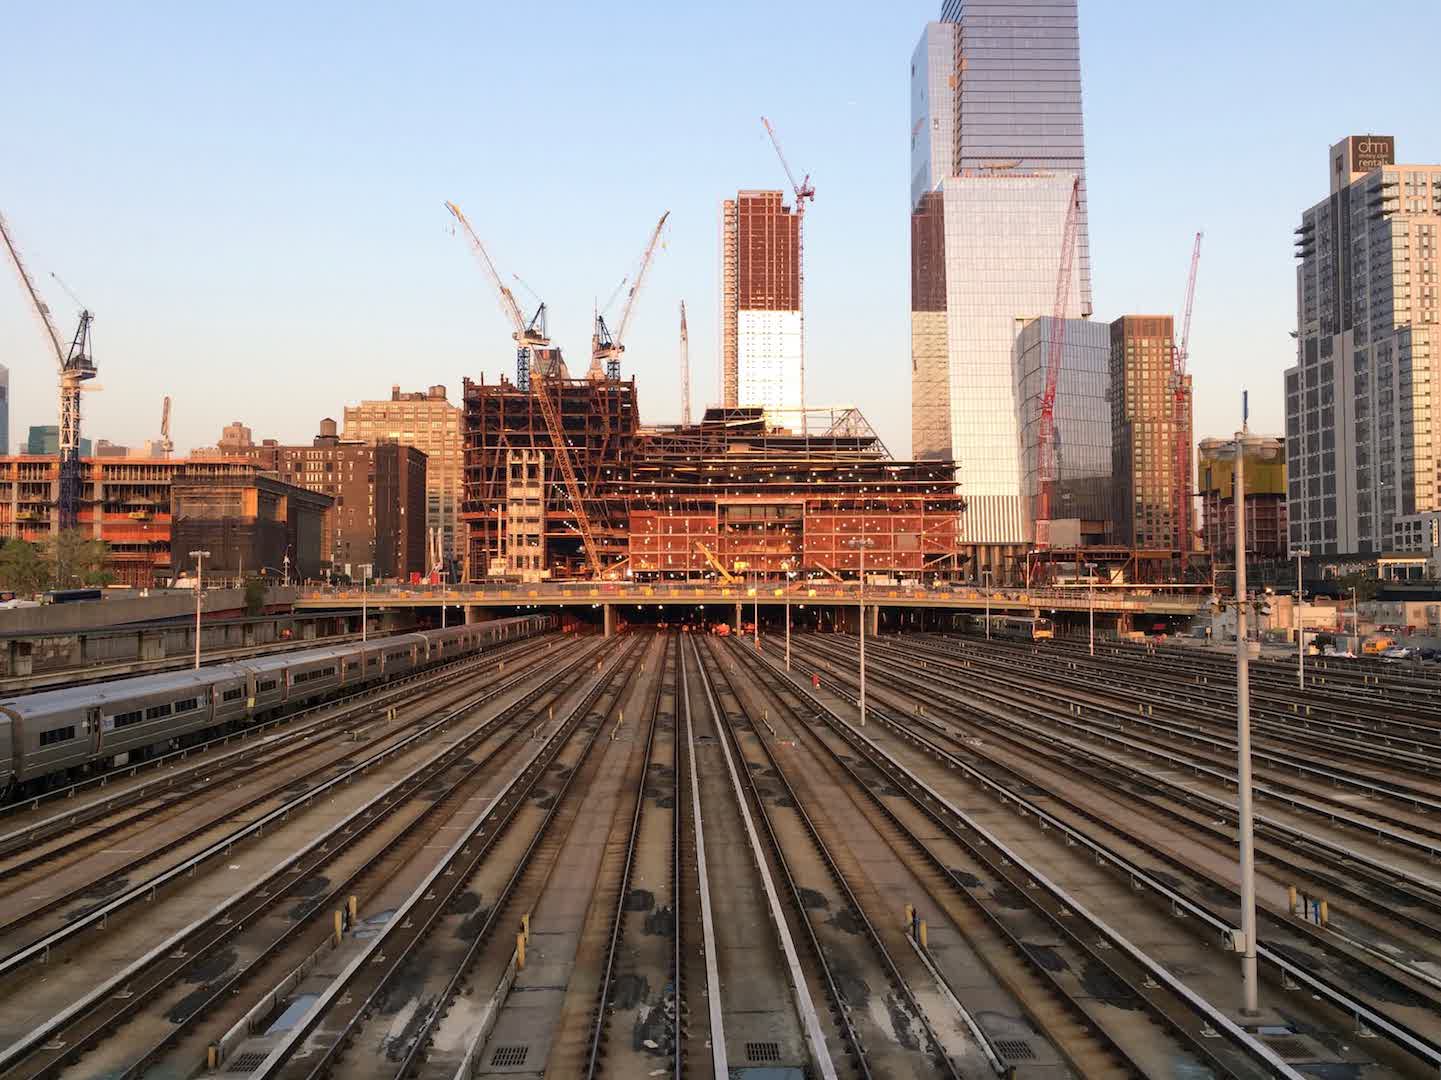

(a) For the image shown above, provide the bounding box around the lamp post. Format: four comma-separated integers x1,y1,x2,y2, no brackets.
361,570,368,643
1086,561,1097,656
189,550,211,670
1231,416,1262,1016
847,535,876,726
782,559,795,671
1293,548,1310,689
981,567,993,640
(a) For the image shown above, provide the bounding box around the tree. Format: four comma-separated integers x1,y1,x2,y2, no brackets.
243,576,267,617
46,529,113,588
0,538,52,596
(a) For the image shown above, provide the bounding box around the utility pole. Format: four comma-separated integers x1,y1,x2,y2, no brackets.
190,550,211,669
1087,561,1096,656
848,535,876,726
982,568,993,640
1232,408,1260,1017
361,571,368,643
1294,548,1310,689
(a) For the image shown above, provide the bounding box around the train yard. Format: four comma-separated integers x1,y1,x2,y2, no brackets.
0,623,1437,1079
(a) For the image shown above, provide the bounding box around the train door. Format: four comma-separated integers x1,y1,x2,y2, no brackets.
87,707,102,755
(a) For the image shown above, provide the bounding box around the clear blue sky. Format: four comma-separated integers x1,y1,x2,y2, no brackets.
2,1,1438,458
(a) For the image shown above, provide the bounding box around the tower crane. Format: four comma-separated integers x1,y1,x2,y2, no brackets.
761,116,814,430
159,395,174,456
444,200,602,578
1035,176,1083,549
0,210,97,532
1172,232,1203,554
590,211,670,381
679,300,691,426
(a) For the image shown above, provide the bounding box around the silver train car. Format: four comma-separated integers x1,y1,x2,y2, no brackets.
0,614,552,800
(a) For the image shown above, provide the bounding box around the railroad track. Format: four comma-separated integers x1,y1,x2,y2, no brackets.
236,634,648,1080
777,632,1441,1077
0,635,618,1080
0,636,570,928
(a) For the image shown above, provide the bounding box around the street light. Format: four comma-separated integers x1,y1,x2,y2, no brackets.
361,568,369,643
981,567,993,640
1293,548,1311,689
1086,561,1097,656
846,535,877,726
189,550,211,670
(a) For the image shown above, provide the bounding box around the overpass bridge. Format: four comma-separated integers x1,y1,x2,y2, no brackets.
296,582,1207,636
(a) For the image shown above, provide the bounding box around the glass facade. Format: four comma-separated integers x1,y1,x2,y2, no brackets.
940,0,1092,313
1014,316,1112,538
1109,315,1189,549
942,173,1082,544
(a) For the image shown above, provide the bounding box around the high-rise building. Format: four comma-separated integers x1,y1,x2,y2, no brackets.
1015,316,1113,544
1287,135,1440,556
720,191,801,414
938,0,1093,312
1110,315,1191,549
218,421,254,452
343,385,462,573
910,1,1093,569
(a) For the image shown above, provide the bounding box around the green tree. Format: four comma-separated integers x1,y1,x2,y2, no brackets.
243,576,267,616
47,529,113,588
0,538,52,596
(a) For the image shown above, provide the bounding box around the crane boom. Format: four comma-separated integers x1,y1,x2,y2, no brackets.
0,212,66,365
1172,231,1203,554
679,300,690,426
590,211,669,380
1035,176,1083,549
760,116,814,433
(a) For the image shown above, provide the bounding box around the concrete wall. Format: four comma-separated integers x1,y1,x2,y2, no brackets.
0,587,300,635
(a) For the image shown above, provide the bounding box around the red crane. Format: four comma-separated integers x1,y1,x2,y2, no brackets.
1035,177,1083,549
1172,232,1203,554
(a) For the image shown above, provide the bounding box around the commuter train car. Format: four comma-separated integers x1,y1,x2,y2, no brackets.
964,614,1055,641
0,614,552,800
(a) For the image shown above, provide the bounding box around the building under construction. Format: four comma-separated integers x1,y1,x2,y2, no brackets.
461,375,966,582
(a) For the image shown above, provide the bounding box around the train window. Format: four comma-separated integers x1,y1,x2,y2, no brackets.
39,725,77,747
112,709,142,728
145,703,173,720
174,698,200,713
346,661,359,672
366,656,379,667
258,679,278,693
222,687,245,702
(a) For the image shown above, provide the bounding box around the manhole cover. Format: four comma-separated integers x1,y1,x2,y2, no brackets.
746,1041,781,1063
490,1045,529,1067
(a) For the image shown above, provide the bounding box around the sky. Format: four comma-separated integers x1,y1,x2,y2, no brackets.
2,1,1439,460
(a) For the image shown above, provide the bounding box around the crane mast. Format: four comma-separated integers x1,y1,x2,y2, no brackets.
679,300,691,426
1035,177,1083,549
1,210,97,533
1172,232,1203,555
761,116,814,432
445,200,602,578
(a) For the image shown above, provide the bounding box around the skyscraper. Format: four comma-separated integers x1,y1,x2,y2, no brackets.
1288,135,1440,556
1110,315,1191,550
910,0,1092,567
0,365,8,459
720,191,801,414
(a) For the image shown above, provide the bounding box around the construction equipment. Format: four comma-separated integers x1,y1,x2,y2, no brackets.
0,210,97,531
679,300,691,426
761,117,815,429
159,396,174,456
590,211,670,381
1172,233,1203,554
693,540,736,584
1035,176,1083,549
445,200,602,577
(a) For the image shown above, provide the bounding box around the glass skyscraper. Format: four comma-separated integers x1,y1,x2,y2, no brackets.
910,0,1093,562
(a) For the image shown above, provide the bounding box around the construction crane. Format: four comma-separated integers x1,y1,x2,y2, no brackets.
1035,176,1083,550
679,300,691,426
1172,232,1203,554
159,396,174,456
761,116,815,430
590,211,670,381
0,210,97,532
445,200,602,578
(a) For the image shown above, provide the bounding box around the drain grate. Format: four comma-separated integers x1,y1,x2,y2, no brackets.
227,1052,268,1073
490,1044,530,1067
1263,1038,1313,1060
994,1039,1037,1061
746,1041,781,1063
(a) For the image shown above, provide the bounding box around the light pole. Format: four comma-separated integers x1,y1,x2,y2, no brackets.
189,550,211,670
1351,586,1359,642
1293,548,1310,689
1231,416,1261,1016
361,570,368,643
1086,561,1097,656
847,535,876,726
782,559,794,671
